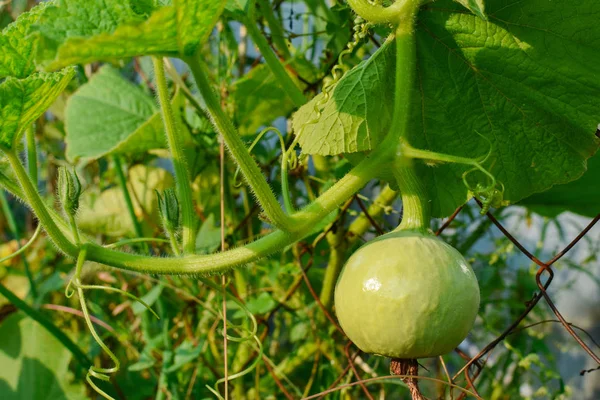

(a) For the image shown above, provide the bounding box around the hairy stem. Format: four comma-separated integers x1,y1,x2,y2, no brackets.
388,9,431,233
152,57,197,254
393,159,430,233
186,56,295,232
4,150,78,256
5,137,385,275
246,1,306,107
26,125,38,186
391,15,418,143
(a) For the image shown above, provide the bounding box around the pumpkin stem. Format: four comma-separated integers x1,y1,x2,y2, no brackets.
390,358,425,400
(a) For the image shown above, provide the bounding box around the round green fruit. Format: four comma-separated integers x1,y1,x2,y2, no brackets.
334,231,480,359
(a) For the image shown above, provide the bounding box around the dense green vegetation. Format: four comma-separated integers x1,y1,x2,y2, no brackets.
0,0,599,399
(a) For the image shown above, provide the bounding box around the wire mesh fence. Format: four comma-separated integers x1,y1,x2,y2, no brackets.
283,198,600,399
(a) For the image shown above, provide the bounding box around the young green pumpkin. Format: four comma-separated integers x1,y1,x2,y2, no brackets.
334,230,480,358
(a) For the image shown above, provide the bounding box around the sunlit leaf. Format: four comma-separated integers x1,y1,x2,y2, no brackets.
34,0,227,70
0,1,50,78
294,0,600,217
0,69,75,150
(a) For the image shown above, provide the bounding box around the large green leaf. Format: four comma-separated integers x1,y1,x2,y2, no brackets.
294,0,600,217
0,69,75,150
0,1,51,78
292,39,395,155
520,153,600,218
65,66,175,161
412,0,600,216
33,0,142,66
36,0,227,70
0,313,85,400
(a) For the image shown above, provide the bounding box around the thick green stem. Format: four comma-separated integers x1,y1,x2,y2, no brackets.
290,135,393,230
4,151,78,256
83,142,389,273
5,138,385,275
0,170,79,246
4,53,399,279
390,15,418,143
7,134,397,278
153,57,196,254
26,125,38,186
186,56,296,232
256,0,292,60
246,1,306,107
393,159,430,233
387,8,431,233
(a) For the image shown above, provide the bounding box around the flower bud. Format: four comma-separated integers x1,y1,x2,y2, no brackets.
57,167,81,217
156,188,180,232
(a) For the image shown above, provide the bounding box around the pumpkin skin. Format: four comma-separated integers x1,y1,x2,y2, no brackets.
334,231,480,359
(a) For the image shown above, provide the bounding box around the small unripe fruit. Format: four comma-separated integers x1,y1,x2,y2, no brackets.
57,167,81,217
156,188,180,233
334,231,480,359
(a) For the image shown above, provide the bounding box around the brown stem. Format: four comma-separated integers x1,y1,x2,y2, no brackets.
390,358,425,400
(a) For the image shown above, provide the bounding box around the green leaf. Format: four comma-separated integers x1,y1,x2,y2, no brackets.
165,340,202,373
454,0,486,20
296,1,600,217
0,4,46,76
0,1,50,78
292,39,395,155
519,153,600,218
33,0,142,67
65,66,167,161
127,352,156,371
245,292,277,315
131,284,163,314
195,214,221,254
77,165,173,236
233,63,297,135
411,0,600,216
232,292,277,318
0,313,85,400
0,69,75,150
37,0,227,70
